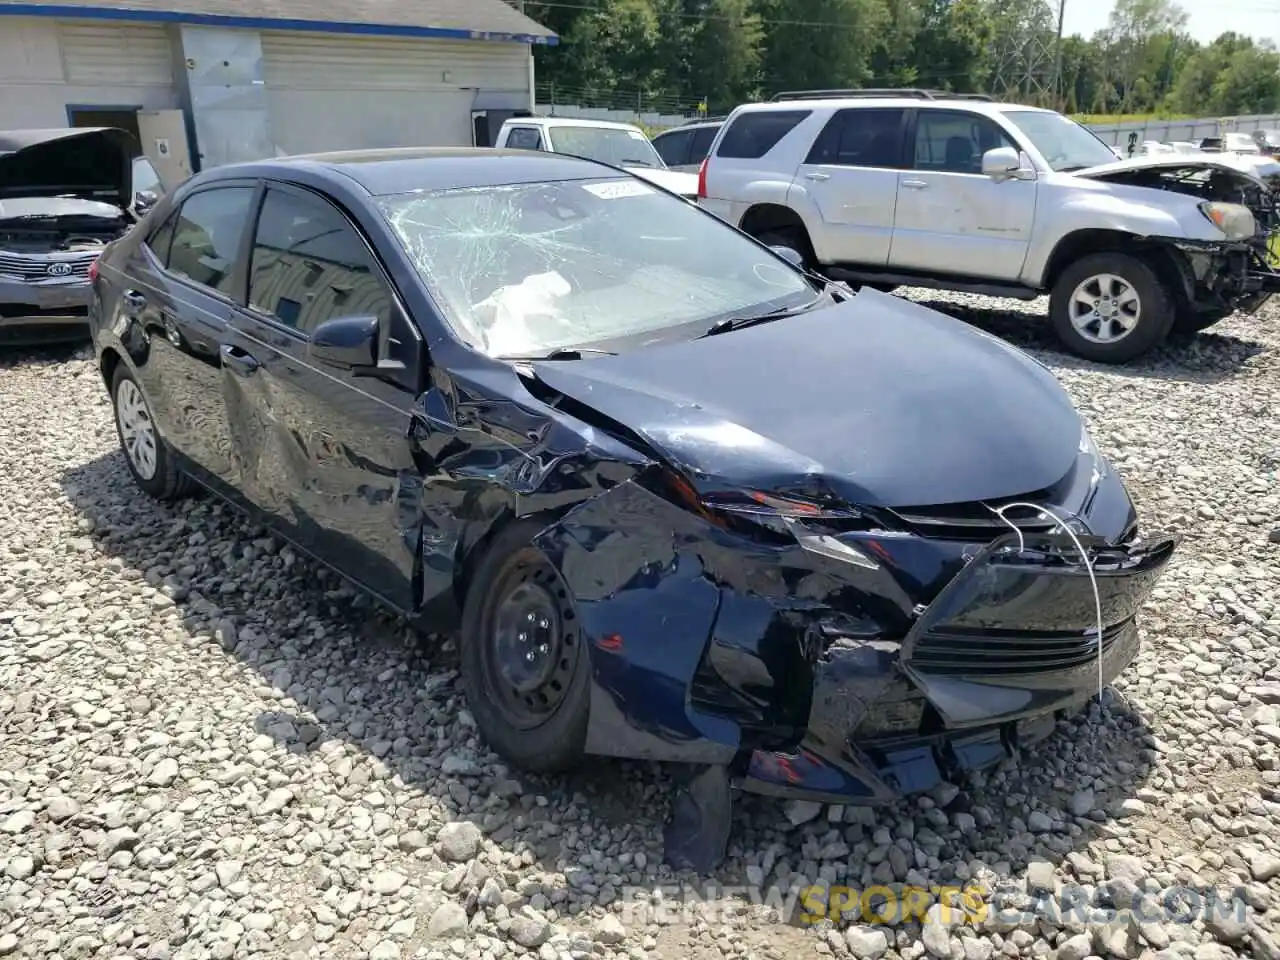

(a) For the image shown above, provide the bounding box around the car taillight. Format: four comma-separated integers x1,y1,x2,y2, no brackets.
87,259,99,283
697,157,708,200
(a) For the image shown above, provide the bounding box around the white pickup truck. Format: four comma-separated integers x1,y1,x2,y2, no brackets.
495,117,699,199
697,90,1280,362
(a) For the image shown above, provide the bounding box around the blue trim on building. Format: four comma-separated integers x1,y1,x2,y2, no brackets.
0,4,559,44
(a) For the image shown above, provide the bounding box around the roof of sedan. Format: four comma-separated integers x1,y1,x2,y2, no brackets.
247,147,629,195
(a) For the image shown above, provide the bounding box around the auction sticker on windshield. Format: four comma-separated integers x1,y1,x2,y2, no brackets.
583,180,653,200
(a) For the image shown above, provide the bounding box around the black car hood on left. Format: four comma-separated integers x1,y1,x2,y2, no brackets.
0,127,137,206
529,289,1084,509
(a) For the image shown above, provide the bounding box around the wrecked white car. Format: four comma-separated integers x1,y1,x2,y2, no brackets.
1074,152,1280,335
0,127,161,347
698,95,1280,362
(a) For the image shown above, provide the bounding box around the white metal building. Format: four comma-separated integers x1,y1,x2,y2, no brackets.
0,0,555,183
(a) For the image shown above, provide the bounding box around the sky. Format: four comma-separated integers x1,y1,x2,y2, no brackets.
1061,0,1280,43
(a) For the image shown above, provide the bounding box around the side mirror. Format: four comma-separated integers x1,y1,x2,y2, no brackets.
770,245,805,268
981,147,1023,180
134,190,158,215
310,314,379,370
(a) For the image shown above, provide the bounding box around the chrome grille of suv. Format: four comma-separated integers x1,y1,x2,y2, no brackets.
0,252,96,283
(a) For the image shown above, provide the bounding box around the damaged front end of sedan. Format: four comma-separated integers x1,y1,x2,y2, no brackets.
458,345,1179,875
1077,155,1280,321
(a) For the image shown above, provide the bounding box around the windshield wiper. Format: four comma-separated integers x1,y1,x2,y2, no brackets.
499,347,618,361
700,294,829,338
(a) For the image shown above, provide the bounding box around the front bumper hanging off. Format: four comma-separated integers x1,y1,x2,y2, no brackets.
738,531,1176,805
662,530,1176,872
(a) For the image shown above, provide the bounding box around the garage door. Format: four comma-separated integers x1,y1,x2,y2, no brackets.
59,22,172,86
261,32,528,152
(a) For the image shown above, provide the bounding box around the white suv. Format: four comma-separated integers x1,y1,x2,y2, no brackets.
697,89,1280,362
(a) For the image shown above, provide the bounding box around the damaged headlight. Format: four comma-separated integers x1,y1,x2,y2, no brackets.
655,467,883,569
1078,421,1108,482
700,489,882,570
1200,201,1257,240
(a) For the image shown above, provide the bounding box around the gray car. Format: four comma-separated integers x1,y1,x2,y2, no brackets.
651,118,724,172
0,127,161,346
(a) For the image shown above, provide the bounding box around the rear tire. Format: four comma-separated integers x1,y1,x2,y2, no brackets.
460,521,590,774
1049,252,1174,363
110,364,193,501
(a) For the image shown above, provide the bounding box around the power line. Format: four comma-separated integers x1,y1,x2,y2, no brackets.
526,0,878,30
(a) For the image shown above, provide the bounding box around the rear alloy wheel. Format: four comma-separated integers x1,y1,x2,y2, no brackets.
110,365,193,500
1050,252,1173,363
460,524,590,773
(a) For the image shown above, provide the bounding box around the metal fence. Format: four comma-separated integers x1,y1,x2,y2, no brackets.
1088,114,1280,147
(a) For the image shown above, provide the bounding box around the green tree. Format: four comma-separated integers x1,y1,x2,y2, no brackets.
685,0,766,108
758,0,889,94
911,0,993,92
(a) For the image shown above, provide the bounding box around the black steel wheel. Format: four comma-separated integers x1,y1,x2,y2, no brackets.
460,522,589,773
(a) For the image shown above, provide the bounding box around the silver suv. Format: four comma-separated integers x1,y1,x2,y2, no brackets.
697,89,1280,362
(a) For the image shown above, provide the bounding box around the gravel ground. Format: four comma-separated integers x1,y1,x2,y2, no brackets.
3,293,1280,960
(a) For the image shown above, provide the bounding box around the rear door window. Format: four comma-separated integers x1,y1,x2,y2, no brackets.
688,125,718,164
805,108,907,168
248,186,392,337
716,111,811,159
654,129,692,166
505,127,545,151
166,186,256,296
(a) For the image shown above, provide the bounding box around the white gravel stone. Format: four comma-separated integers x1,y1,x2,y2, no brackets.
436,821,482,861
845,926,889,959
5,298,1280,960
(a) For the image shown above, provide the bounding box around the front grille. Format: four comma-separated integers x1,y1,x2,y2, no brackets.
908,622,1127,676
0,251,96,283
890,491,1066,540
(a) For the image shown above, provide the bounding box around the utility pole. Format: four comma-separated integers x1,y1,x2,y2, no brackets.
1051,0,1067,111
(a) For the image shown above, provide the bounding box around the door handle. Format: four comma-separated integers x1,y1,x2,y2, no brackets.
220,343,261,376
901,179,929,189
804,172,830,181
122,290,147,314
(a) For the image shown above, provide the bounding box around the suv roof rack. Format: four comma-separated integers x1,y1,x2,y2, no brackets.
676,115,728,126
767,88,994,103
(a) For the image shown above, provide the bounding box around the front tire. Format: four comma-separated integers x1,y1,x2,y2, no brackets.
460,522,590,774
110,365,193,501
1049,253,1174,363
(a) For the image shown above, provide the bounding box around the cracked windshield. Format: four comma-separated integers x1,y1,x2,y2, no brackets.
545,124,664,167
378,178,813,358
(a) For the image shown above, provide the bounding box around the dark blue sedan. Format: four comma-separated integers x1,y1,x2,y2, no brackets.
88,147,1174,872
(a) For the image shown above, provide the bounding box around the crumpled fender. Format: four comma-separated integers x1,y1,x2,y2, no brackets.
531,478,741,764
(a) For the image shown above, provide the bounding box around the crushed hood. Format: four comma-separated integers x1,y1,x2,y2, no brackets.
529,289,1083,508
1074,152,1278,187
0,127,138,205
626,167,699,197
